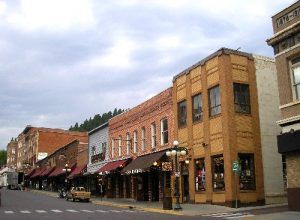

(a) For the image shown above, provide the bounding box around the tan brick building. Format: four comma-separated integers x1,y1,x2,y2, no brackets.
267,1,300,211
16,125,88,173
172,48,274,207
106,87,174,201
6,139,18,169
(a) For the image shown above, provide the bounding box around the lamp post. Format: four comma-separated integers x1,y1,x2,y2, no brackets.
166,140,187,211
62,163,71,189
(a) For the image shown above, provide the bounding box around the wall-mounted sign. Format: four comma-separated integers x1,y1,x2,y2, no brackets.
125,168,143,174
91,152,105,164
37,152,48,161
162,162,172,171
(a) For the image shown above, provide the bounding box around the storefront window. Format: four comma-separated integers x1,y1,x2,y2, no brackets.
212,155,225,191
195,158,206,191
239,154,256,190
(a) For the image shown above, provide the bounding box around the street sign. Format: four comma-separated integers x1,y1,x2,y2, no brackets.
232,161,239,172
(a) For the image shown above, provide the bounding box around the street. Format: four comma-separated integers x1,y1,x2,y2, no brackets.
0,188,207,220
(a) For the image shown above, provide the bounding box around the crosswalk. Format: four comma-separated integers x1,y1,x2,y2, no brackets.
202,212,255,219
1,209,140,215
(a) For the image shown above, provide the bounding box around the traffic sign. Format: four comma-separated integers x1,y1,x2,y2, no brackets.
232,161,239,172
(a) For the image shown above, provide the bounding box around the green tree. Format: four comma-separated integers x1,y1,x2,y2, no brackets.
0,150,7,166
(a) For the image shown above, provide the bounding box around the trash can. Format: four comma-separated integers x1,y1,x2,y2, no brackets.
163,188,172,210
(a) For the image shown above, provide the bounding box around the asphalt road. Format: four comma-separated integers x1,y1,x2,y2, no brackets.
0,188,209,220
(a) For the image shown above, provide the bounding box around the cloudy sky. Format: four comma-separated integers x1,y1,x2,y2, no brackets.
0,0,294,149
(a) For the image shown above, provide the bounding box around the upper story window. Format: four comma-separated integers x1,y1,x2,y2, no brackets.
160,118,168,145
234,83,251,114
151,123,156,148
291,57,300,100
126,133,130,155
209,85,221,116
133,131,138,153
178,100,187,127
111,139,115,158
118,135,122,157
192,93,203,122
141,127,146,151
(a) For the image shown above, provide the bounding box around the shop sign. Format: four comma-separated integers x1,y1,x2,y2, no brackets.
125,168,143,174
37,152,48,161
232,161,239,172
162,162,172,171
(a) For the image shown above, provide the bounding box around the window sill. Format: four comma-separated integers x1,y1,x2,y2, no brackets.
239,189,256,193
209,113,222,119
193,120,203,125
212,191,225,194
195,190,206,194
235,112,251,116
178,125,187,130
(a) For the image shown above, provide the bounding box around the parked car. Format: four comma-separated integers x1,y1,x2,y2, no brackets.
65,187,91,202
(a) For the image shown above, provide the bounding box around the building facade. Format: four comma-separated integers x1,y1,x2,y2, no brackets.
16,125,87,173
267,1,300,211
86,123,109,194
172,48,278,207
106,87,174,201
6,139,18,169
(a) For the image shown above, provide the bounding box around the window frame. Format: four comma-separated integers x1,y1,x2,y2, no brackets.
209,85,221,117
212,154,225,191
111,138,115,158
151,123,156,148
233,83,251,114
238,153,256,190
126,133,130,155
141,127,146,151
291,59,300,100
178,100,187,127
118,135,122,157
133,131,138,153
195,158,206,191
160,118,168,145
192,93,203,122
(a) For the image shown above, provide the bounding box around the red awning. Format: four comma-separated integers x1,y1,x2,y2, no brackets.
40,167,56,177
67,164,86,179
26,169,36,177
98,159,129,174
48,164,76,177
30,167,47,179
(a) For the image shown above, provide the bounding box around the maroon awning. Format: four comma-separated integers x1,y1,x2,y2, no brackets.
25,169,36,177
98,159,129,174
40,167,56,177
67,164,86,179
30,167,47,179
48,164,76,177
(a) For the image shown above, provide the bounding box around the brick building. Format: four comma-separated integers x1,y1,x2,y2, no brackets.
29,139,88,190
267,1,300,211
6,139,18,169
172,48,283,207
105,87,174,201
16,125,87,173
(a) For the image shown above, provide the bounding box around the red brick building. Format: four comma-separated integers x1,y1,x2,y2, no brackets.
104,87,174,201
16,125,87,173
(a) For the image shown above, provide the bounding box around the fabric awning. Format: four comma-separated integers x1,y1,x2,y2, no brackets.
40,167,56,177
48,164,76,177
26,168,36,177
67,164,86,179
30,167,47,178
98,159,129,174
122,150,167,174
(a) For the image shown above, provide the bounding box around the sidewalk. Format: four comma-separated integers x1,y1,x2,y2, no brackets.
30,189,290,216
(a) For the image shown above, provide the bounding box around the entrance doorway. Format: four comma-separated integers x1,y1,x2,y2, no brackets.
181,162,189,203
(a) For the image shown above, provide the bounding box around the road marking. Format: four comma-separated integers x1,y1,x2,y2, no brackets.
20,210,31,214
66,209,78,213
80,209,94,213
4,211,14,214
109,210,121,213
36,210,47,213
202,212,255,219
51,209,62,213
123,210,135,213
226,214,255,219
96,210,109,213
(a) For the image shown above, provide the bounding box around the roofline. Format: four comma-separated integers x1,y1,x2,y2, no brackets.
271,0,299,18
88,122,109,135
172,47,253,82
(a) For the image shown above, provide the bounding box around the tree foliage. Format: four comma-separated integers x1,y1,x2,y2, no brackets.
69,108,125,132
0,150,7,166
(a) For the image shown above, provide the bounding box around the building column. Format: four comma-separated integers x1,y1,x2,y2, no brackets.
148,172,152,201
159,172,164,202
123,177,127,198
115,176,119,198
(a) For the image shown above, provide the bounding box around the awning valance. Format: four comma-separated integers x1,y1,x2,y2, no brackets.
30,167,47,178
67,164,86,179
26,169,37,178
98,159,129,174
48,164,75,177
122,150,167,174
40,167,56,177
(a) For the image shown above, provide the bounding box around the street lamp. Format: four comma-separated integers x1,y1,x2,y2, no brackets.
62,163,71,189
166,140,188,211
